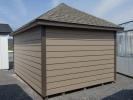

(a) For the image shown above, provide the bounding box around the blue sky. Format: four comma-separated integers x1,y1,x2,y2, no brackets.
0,0,133,30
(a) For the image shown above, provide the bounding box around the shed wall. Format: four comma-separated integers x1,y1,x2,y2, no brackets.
45,27,115,95
14,26,42,94
0,35,9,69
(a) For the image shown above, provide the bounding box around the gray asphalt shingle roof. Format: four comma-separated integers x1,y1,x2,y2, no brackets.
0,24,12,34
12,3,123,35
38,3,120,28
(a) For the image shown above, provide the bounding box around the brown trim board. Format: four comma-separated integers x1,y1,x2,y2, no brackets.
114,32,117,81
12,19,123,35
13,36,14,70
41,25,46,97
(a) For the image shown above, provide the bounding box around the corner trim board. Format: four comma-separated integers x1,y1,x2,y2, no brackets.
114,32,116,81
41,25,46,97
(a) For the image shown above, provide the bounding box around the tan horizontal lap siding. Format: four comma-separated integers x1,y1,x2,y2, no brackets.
47,77,114,95
14,45,41,51
47,59,114,70
14,53,41,64
47,64,114,77
46,27,115,96
14,50,41,58
47,45,114,51
47,68,114,83
14,26,42,95
47,50,114,58
15,70,42,94
46,28,114,39
47,55,114,64
15,60,41,76
46,39,114,46
14,56,41,70
47,73,114,89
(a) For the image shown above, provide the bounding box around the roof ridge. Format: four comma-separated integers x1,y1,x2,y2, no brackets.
61,4,119,27
12,3,123,35
38,3,68,19
38,3,120,28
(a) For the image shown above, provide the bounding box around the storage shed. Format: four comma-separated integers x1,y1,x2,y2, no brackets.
0,23,12,69
12,3,123,97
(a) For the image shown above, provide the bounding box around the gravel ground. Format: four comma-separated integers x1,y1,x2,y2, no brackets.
0,70,133,100
48,74,133,100
0,70,43,100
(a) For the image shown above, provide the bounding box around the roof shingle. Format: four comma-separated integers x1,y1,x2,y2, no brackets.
12,3,123,35
0,23,12,34
38,3,120,28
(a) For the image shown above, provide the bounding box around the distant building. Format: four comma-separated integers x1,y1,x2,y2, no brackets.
0,23,12,69
117,21,133,77
117,21,133,56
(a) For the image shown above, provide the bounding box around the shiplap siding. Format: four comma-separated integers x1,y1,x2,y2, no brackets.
46,27,115,95
14,26,42,94
14,26,115,97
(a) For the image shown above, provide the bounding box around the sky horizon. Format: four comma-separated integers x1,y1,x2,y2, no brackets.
0,0,133,30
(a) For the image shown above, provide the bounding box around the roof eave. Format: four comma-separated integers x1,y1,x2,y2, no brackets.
38,19,123,32
12,19,123,35
0,24,12,33
11,19,39,35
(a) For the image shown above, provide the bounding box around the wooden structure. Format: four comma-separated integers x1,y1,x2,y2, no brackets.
12,3,123,97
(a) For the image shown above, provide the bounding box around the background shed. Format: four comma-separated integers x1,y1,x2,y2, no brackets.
0,23,12,70
12,3,122,97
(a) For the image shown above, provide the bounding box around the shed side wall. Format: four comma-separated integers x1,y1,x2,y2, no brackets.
14,26,42,95
45,26,115,95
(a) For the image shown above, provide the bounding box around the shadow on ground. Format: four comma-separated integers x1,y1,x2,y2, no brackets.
0,84,32,100
102,89,133,100
9,62,13,69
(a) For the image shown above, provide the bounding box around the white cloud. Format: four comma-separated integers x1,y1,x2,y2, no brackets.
52,0,62,7
94,0,126,17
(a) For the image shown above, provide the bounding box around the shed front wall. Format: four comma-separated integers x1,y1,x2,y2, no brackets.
46,26,115,95
14,26,42,95
0,35,9,69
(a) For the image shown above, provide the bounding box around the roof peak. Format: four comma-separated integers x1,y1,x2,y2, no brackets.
58,3,68,6
38,3,120,28
12,3,123,35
